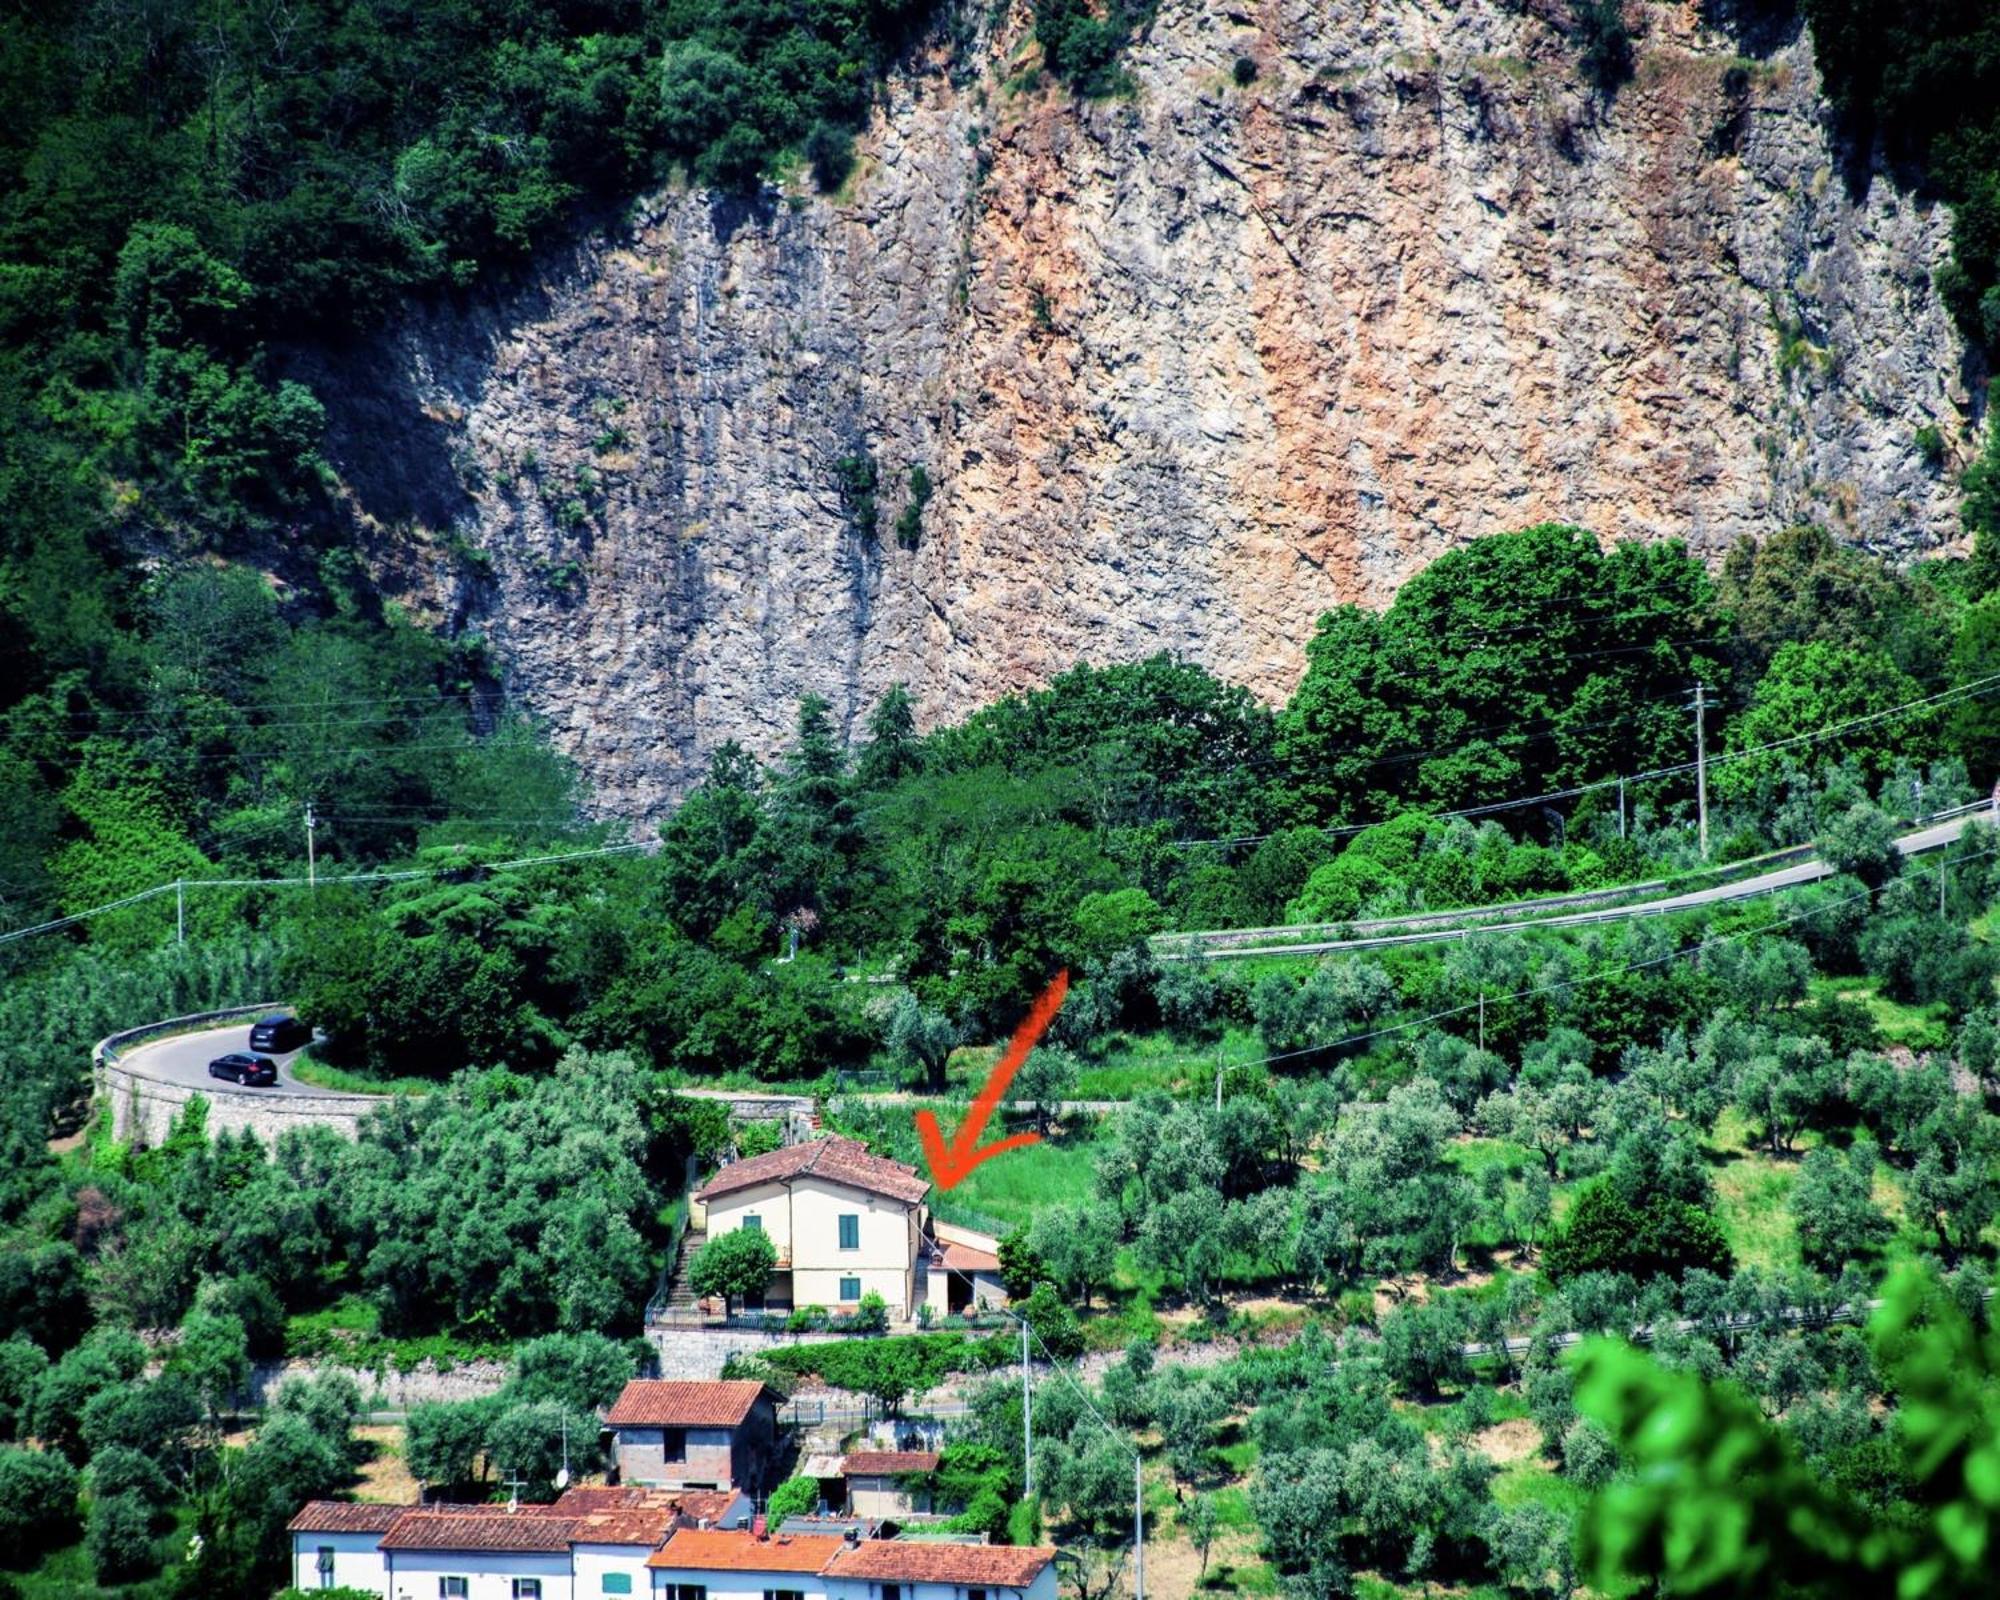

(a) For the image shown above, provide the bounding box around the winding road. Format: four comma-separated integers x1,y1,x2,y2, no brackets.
115,1016,323,1097
1157,809,1989,961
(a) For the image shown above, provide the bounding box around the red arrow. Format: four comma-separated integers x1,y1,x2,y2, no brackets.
916,970,1070,1191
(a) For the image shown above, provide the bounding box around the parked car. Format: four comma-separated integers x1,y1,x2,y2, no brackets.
248,1013,311,1053
208,1052,277,1087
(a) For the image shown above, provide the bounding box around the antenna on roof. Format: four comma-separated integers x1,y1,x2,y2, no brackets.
555,1418,571,1491
501,1467,528,1512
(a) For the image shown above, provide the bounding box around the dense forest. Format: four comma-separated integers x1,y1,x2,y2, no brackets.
6,2,2000,1599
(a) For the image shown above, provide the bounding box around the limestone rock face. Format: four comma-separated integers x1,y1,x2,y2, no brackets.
336,1,1979,820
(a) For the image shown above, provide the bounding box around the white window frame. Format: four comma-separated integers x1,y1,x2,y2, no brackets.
440,1580,469,1600
513,1581,543,1600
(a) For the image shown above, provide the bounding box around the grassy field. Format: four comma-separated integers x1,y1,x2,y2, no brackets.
1808,974,1952,1051
928,1122,1108,1231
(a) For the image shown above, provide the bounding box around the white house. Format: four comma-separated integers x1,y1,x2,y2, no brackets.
288,1502,400,1593
693,1138,932,1318
287,1488,723,1600
822,1539,1060,1600
644,1528,847,1600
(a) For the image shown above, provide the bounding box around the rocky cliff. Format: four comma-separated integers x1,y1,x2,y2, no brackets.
327,0,1980,819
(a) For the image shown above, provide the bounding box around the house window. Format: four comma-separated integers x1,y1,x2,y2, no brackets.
663,1427,687,1462
743,1214,763,1232
315,1546,334,1587
838,1214,860,1250
513,1583,543,1600
675,1585,708,1600
765,1589,807,1600
882,1585,902,1600
839,1276,861,1302
602,1578,633,1597
968,1588,988,1600
439,1581,468,1600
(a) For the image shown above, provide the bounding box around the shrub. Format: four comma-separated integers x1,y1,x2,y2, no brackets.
785,1306,830,1333
1915,423,1947,468
852,1290,890,1334
87,1489,155,1583
767,1475,819,1523
1233,56,1258,86
804,122,855,193
0,1446,79,1567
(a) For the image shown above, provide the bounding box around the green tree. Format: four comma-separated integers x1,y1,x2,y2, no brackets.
688,1228,778,1314
766,1475,819,1523
1717,641,1928,800
1791,1147,1890,1271
0,1446,79,1567
86,1489,155,1583
1575,1267,2000,1599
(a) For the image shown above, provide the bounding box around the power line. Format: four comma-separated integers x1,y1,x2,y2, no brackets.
0,840,655,949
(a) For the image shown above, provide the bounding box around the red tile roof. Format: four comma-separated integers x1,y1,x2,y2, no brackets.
606,1378,768,1427
694,1137,930,1205
676,1489,749,1525
287,1501,406,1534
568,1508,681,1547
841,1451,941,1477
941,1241,1001,1273
379,1511,578,1552
549,1486,681,1514
647,1530,847,1572
826,1541,1059,1587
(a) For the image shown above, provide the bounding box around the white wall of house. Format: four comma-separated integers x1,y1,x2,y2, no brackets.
788,1176,916,1316
382,1547,573,1600
646,1564,830,1600
705,1176,919,1316
706,1182,793,1263
573,1541,656,1598
291,1530,388,1594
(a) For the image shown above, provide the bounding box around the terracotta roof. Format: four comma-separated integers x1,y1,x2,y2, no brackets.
379,1511,578,1552
676,1489,749,1526
941,1241,1001,1273
569,1508,681,1547
606,1378,768,1427
694,1136,929,1205
826,1541,1059,1587
287,1501,406,1534
549,1486,681,1514
647,1530,847,1572
841,1451,941,1476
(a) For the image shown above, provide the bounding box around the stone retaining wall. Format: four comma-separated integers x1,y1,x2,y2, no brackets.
649,1325,850,1381
99,1053,379,1145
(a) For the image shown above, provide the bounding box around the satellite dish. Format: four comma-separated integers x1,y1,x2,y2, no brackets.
555,1466,571,1490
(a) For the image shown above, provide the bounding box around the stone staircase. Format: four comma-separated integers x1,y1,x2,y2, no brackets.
663,1227,708,1312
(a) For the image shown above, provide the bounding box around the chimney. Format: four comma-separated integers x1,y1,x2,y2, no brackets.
844,1527,860,1546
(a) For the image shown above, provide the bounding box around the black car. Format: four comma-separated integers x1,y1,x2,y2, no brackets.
208,1052,277,1087
248,1013,311,1053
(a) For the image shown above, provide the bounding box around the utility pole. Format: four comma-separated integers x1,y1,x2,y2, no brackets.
1941,851,1949,918
1618,778,1627,841
1021,1319,1033,1502
1478,991,1486,1052
1215,1066,1223,1112
1692,684,1711,860
176,880,185,945
1134,1455,1145,1600
305,801,318,889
